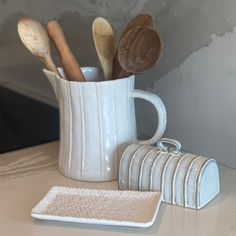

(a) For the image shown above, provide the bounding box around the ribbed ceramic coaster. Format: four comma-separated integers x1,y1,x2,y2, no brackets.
31,186,162,228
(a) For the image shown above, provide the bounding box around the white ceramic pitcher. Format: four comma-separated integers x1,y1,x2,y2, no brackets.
43,67,167,181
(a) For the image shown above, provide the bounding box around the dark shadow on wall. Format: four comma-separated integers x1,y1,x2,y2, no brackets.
0,86,59,153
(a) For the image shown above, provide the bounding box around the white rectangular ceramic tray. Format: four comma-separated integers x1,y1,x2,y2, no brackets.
31,186,162,228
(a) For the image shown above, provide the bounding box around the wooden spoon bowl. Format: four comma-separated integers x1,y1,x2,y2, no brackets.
17,17,60,76
121,14,154,38
92,17,116,80
112,14,155,79
117,26,163,74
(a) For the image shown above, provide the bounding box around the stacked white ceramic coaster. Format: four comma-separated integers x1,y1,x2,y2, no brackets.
119,138,220,209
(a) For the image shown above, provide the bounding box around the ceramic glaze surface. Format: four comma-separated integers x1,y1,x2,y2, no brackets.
31,186,162,227
43,68,166,181
119,142,220,209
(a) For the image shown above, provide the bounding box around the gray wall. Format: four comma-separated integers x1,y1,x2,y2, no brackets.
0,0,236,168
136,0,236,169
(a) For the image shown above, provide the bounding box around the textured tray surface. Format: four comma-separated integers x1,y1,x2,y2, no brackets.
31,186,162,227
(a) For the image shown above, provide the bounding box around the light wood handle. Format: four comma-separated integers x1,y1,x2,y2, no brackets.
42,55,60,75
47,21,85,82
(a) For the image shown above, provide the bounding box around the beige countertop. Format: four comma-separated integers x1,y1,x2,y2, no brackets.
0,141,235,236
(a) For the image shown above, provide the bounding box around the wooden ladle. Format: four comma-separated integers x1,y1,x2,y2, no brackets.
117,26,163,75
17,17,60,76
47,21,85,82
92,17,116,80
112,14,154,79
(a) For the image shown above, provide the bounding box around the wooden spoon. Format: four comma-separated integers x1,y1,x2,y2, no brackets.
92,17,116,80
117,26,163,75
112,14,154,79
47,21,85,82
17,17,60,76
121,14,154,38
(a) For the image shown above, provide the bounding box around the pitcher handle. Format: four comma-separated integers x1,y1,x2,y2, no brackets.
132,89,167,145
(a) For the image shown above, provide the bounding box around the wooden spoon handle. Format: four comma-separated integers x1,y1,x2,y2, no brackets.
42,55,60,75
112,56,131,79
47,21,85,82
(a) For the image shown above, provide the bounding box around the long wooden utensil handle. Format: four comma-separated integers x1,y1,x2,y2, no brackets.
42,55,60,75
47,21,85,82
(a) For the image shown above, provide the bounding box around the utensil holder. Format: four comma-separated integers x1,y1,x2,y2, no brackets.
43,67,167,182
119,138,220,209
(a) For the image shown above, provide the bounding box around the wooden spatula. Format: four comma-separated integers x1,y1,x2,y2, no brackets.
92,17,116,80
47,21,85,82
17,17,60,76
112,14,154,79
